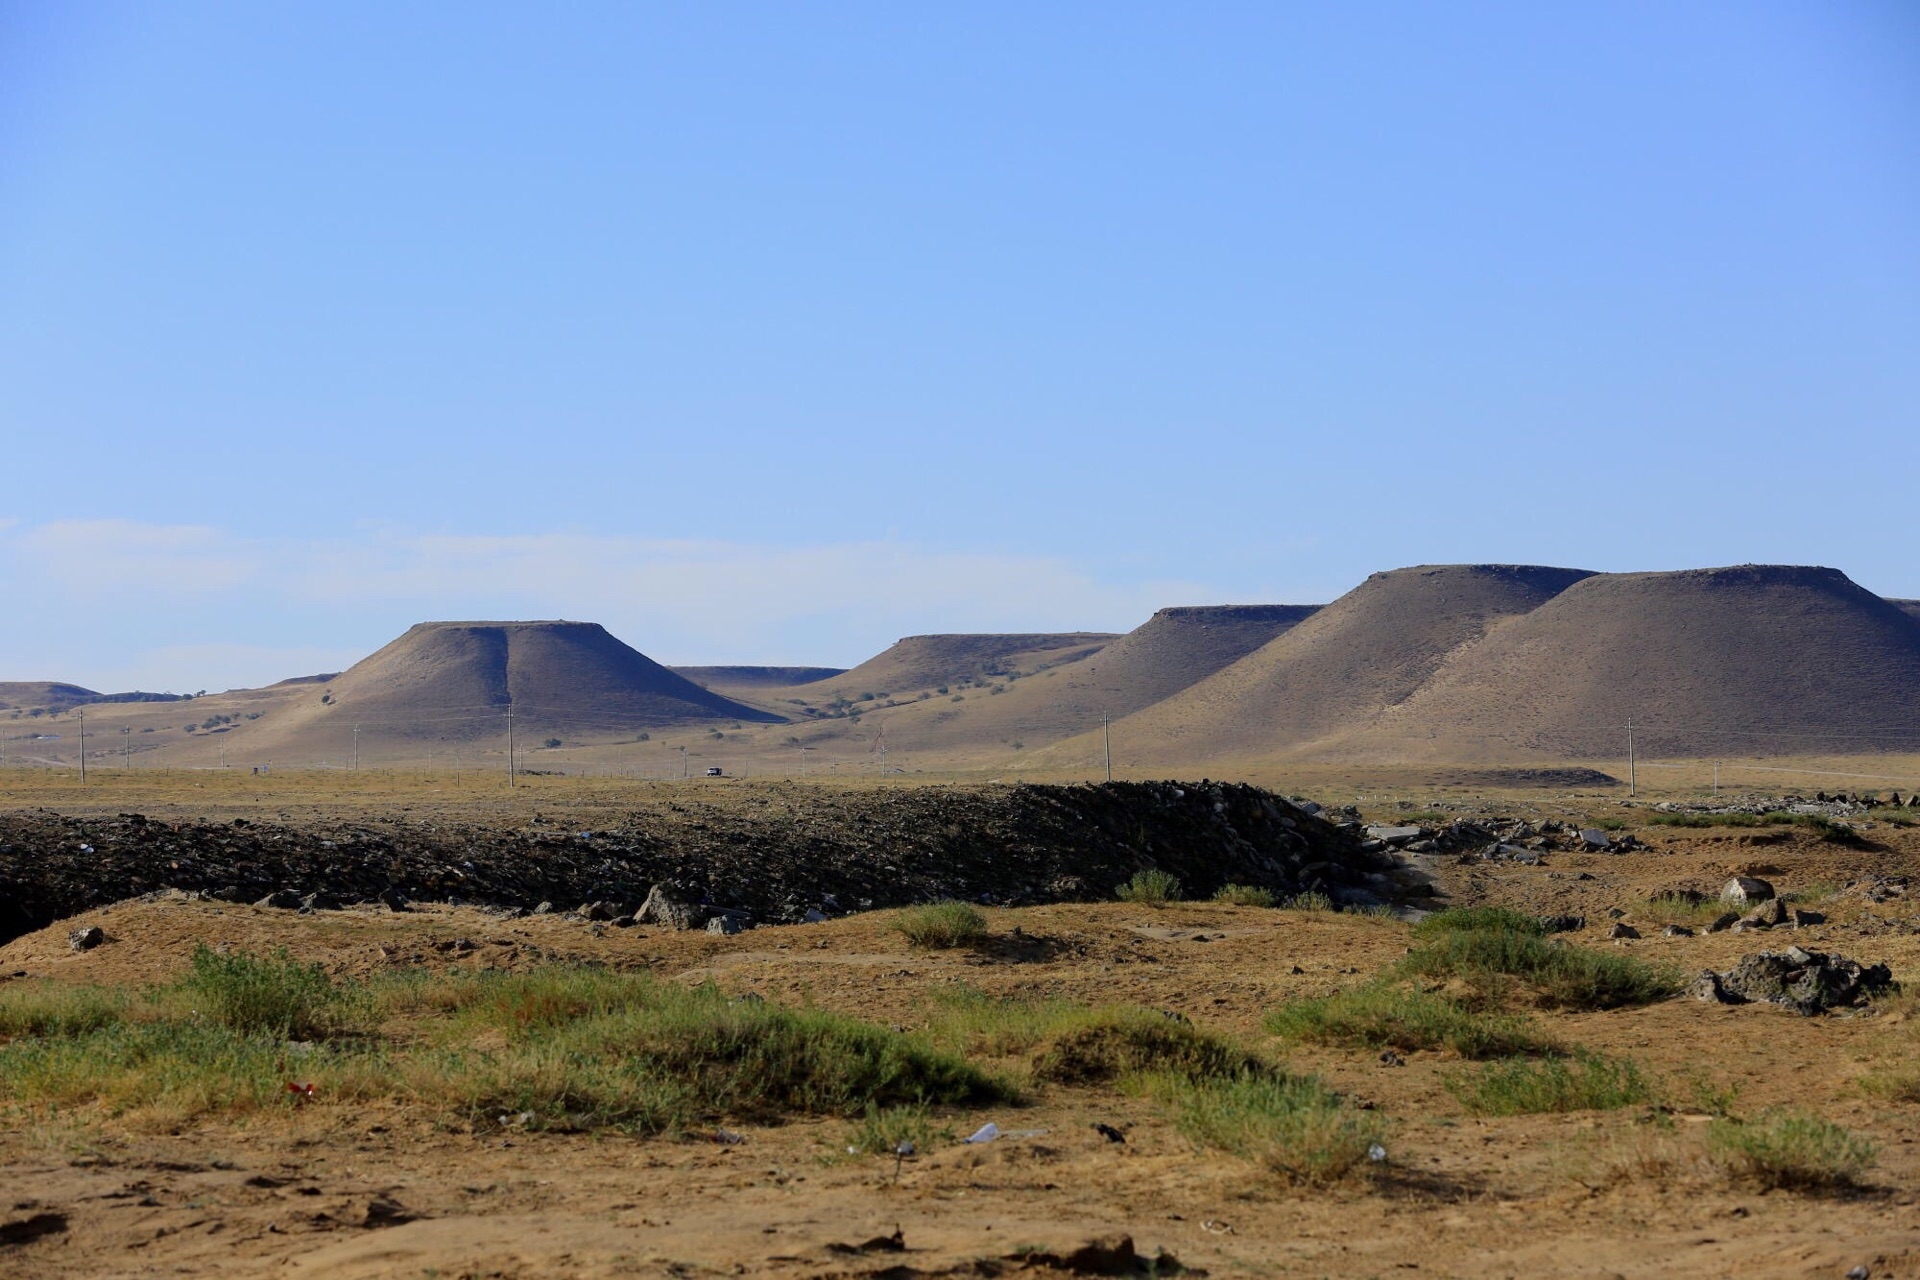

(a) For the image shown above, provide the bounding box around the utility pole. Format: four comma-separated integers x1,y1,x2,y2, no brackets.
680,745,688,779
1627,716,1636,798
123,726,131,772
352,724,360,771
506,708,516,787
78,713,86,785
1713,760,1720,796
1103,716,1112,783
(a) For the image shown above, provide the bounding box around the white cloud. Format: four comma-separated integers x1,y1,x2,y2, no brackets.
0,520,1240,684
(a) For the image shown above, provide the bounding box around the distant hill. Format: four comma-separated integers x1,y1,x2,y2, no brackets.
1092,564,1595,765
1893,600,1920,624
785,633,1118,702
239,621,782,759
0,682,101,711
815,605,1322,757
672,665,848,691
1316,564,1920,760
0,683,188,712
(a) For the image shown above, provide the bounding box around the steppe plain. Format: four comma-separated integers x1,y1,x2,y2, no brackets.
4,769,1920,1279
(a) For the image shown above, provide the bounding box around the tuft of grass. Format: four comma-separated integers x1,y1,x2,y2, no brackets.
0,982,127,1039
1212,884,1276,908
180,946,366,1039
1412,906,1548,938
1859,1068,1920,1104
919,987,1084,1059
892,901,989,949
1116,869,1182,905
1267,985,1555,1059
1398,927,1681,1011
1283,890,1334,912
1445,1052,1655,1115
843,1102,955,1155
1148,1070,1385,1186
1708,1111,1877,1191
1031,1008,1262,1086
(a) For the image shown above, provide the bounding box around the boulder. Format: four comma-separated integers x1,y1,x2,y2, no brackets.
1364,825,1427,845
1721,876,1776,905
1663,924,1695,937
1579,828,1614,850
578,901,617,922
706,914,744,936
1705,910,1740,933
67,925,105,952
1607,922,1641,939
1738,897,1788,929
1699,948,1895,1015
635,884,708,930
252,889,300,910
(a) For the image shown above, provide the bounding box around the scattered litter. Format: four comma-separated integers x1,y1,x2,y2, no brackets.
285,1081,317,1102
1368,1144,1388,1163
713,1128,745,1145
1093,1123,1126,1144
1201,1220,1234,1235
963,1122,1001,1144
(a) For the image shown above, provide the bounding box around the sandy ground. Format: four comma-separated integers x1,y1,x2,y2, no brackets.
4,799,1920,1277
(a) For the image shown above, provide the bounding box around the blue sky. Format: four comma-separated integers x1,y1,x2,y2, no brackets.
3,2,1916,691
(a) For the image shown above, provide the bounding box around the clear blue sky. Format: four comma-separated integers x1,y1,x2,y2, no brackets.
3,2,1916,691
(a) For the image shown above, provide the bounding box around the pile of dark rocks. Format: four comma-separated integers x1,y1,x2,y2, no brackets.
1692,946,1895,1015
1366,818,1645,865
0,781,1392,943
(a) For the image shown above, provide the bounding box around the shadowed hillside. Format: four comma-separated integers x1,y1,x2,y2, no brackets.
1894,600,1920,624
672,666,848,692
1317,565,1920,760
781,633,1118,704
1073,565,1596,767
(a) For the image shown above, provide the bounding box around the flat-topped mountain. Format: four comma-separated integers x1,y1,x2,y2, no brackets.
1318,564,1920,759
1094,564,1596,764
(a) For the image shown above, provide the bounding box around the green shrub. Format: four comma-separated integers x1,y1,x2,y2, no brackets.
1212,884,1275,907
919,987,1086,1058
1708,1111,1877,1191
1116,869,1182,905
0,965,1007,1132
1411,906,1548,938
893,902,989,949
1266,985,1554,1059
1398,929,1680,1011
181,946,365,1039
1283,890,1334,912
1148,1070,1385,1186
1032,1008,1261,1085
1445,1053,1654,1115
844,1102,954,1155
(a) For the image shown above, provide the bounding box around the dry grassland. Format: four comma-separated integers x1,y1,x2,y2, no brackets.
4,772,1920,1276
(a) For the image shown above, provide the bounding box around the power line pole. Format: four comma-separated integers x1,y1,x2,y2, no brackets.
1713,760,1720,796
1627,716,1636,798
78,713,86,786
123,726,131,772
1103,715,1112,783
680,744,688,779
506,708,516,788
352,724,360,771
